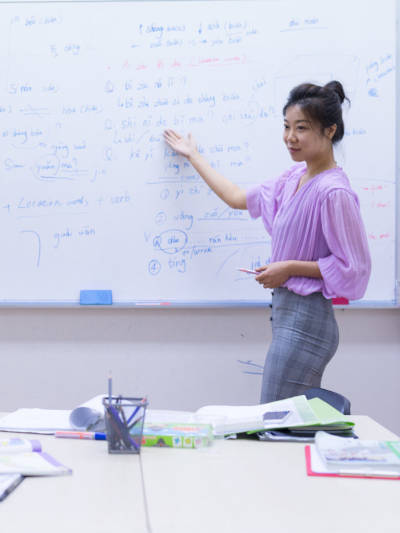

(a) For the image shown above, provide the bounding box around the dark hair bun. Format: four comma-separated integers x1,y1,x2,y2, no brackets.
324,81,346,105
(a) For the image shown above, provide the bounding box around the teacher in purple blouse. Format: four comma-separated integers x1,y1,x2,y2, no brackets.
164,81,371,403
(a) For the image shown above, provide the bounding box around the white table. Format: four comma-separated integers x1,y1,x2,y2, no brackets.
1,416,399,533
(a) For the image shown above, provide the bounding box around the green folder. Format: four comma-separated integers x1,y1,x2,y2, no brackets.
289,397,354,432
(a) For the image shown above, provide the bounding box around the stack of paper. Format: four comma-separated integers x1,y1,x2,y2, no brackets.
0,395,105,434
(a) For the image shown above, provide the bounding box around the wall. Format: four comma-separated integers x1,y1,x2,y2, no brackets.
0,307,399,434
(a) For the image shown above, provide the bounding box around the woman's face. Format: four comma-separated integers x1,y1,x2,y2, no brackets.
283,105,334,164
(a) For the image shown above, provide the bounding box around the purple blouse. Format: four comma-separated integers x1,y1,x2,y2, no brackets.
246,163,371,300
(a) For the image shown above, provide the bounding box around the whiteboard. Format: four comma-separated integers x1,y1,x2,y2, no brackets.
0,0,397,306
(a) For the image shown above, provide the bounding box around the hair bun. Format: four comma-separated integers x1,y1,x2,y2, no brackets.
324,81,346,104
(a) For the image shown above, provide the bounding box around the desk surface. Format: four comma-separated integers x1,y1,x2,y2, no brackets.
1,415,399,533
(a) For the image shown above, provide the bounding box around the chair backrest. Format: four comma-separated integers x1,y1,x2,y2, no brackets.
303,387,351,415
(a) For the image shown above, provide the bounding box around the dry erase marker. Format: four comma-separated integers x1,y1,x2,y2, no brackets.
55,431,106,440
135,302,171,306
237,268,258,274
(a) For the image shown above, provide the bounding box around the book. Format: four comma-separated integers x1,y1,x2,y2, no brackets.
258,427,356,442
141,422,213,448
291,398,354,432
0,395,106,434
194,395,354,436
305,445,400,480
1,437,41,454
0,437,72,476
309,431,400,477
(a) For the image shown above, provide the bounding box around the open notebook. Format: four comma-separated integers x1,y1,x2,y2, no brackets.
0,437,71,476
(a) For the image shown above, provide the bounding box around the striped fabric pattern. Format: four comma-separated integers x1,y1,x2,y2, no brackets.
246,163,371,300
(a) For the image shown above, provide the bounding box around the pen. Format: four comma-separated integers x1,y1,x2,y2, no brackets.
237,268,258,274
55,431,107,440
0,474,23,502
135,302,171,306
109,405,139,450
126,397,147,426
128,414,145,431
126,404,141,426
108,371,112,406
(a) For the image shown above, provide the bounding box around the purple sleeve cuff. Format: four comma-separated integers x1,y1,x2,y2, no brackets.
318,254,371,301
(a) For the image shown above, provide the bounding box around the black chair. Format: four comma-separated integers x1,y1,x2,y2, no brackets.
303,387,351,415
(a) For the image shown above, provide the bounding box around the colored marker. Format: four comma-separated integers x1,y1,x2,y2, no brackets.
237,268,258,274
135,302,171,306
55,431,106,440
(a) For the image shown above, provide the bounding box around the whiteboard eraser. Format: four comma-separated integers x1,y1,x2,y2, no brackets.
79,290,112,305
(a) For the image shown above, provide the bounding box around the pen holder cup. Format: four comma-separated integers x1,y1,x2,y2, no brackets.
102,396,148,454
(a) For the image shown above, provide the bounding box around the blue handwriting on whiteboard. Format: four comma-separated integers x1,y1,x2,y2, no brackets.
153,229,188,254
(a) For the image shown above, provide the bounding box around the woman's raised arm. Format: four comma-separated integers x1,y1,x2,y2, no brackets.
163,129,247,210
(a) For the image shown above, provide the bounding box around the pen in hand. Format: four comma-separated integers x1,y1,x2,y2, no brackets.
237,268,257,275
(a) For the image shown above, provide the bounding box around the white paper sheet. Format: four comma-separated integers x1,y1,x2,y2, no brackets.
0,395,105,434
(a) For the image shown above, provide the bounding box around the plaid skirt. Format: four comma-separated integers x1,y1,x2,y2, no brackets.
260,287,339,403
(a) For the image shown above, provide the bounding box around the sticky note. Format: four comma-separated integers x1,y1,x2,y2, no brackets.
79,290,112,305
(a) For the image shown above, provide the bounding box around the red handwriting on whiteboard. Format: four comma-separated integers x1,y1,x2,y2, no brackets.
368,233,390,240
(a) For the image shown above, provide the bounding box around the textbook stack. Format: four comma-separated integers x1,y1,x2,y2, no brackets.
193,395,355,438
144,395,355,442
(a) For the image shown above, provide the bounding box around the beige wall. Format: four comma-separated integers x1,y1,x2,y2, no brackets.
0,307,399,434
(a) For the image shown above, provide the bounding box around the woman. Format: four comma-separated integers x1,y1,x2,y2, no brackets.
164,81,371,403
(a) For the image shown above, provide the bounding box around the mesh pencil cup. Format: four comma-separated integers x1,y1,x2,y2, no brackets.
102,396,148,454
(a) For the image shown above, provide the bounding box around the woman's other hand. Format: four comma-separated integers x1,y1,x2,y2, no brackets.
255,262,292,288
164,129,197,158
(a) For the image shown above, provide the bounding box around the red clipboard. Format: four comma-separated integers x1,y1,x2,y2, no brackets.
304,445,400,480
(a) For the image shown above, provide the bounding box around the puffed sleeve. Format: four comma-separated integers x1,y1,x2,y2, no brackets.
246,172,288,235
318,189,371,300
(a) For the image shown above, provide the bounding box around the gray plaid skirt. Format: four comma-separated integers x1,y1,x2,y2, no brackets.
260,287,339,403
